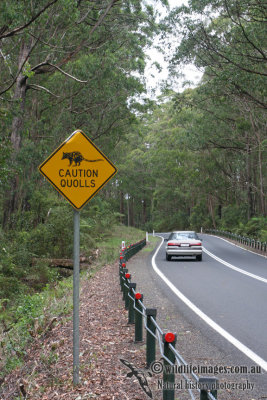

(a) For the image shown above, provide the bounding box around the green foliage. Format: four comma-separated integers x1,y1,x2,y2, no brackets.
22,62,35,78
0,274,73,377
156,0,267,230
0,138,11,186
0,191,127,306
29,205,73,258
220,217,267,241
219,205,248,230
0,276,26,300
189,203,209,231
259,230,267,242
0,224,145,376
96,224,145,265
118,87,266,235
239,218,267,240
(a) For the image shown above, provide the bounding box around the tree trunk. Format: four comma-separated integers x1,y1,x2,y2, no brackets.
245,135,254,219
129,197,134,226
3,41,30,228
120,191,125,224
208,195,216,228
142,198,147,226
258,146,266,216
218,204,222,219
249,112,266,216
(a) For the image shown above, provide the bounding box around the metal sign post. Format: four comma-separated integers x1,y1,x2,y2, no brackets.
73,209,80,385
39,130,117,385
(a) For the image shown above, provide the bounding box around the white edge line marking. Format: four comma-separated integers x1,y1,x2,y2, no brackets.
152,236,267,372
205,234,267,259
203,247,267,284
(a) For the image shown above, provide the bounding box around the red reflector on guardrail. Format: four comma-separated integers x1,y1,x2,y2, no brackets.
135,293,142,300
125,273,131,279
122,263,126,268
164,332,176,343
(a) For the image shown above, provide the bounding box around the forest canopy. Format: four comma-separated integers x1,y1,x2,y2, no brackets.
116,0,267,233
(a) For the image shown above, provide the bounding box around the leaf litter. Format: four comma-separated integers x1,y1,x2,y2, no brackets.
0,261,161,400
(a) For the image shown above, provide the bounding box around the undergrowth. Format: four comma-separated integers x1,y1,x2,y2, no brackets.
0,224,146,378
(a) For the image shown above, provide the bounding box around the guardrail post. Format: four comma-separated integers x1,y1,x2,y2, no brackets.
122,269,128,302
124,249,128,262
207,230,267,254
162,332,177,400
128,283,136,324
119,254,124,265
146,308,157,367
124,273,131,309
120,262,126,290
134,293,143,342
199,377,218,400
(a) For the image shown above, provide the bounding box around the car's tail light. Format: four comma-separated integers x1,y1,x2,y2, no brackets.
191,242,202,246
168,242,179,246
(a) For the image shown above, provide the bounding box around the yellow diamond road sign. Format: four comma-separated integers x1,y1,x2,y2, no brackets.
39,130,117,210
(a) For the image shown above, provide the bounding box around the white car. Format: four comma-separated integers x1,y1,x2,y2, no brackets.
165,231,202,261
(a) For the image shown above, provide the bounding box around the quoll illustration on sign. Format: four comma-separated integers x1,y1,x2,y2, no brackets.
39,130,117,209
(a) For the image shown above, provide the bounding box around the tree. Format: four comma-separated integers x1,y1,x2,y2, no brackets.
164,0,267,218
0,0,167,227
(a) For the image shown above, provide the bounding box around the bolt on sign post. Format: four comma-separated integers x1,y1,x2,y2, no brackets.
39,130,117,385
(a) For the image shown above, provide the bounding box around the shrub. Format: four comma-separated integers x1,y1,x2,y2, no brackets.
219,205,247,230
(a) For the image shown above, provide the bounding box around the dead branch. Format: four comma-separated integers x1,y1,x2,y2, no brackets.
32,257,92,270
31,62,87,83
27,84,60,97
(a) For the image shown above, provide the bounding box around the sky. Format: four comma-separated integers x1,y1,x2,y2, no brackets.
144,0,202,98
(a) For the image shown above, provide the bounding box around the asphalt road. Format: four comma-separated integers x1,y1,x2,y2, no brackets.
153,233,267,371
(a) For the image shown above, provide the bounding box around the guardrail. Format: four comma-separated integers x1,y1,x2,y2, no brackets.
119,242,218,400
121,238,147,261
204,229,267,253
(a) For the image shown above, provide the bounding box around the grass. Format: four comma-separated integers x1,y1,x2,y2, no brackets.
140,235,160,253
0,224,146,378
0,275,73,376
96,224,146,266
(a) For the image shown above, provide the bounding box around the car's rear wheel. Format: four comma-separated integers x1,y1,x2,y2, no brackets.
166,254,172,261
196,254,202,261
